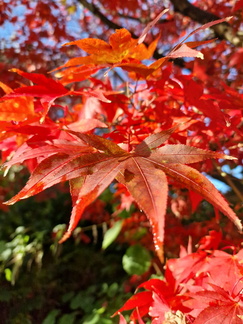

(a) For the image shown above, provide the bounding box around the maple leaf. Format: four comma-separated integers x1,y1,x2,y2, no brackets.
54,65,99,85
113,291,153,319
58,36,207,79
3,127,241,261
114,274,190,322
54,16,231,80
1,69,111,122
56,9,169,74
201,249,243,293
116,246,243,322
166,245,243,321
0,83,34,122
53,33,163,82
187,284,243,324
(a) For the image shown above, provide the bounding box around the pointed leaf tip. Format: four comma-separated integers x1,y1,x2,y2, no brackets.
59,230,72,244
155,243,164,263
158,163,242,233
225,16,233,22
235,218,243,233
117,157,168,256
223,154,237,160
138,9,169,44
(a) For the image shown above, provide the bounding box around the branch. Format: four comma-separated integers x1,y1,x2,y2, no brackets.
170,0,243,47
77,0,138,38
211,168,243,203
117,13,173,25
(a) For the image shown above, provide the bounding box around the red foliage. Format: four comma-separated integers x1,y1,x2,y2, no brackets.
115,237,243,323
0,3,242,322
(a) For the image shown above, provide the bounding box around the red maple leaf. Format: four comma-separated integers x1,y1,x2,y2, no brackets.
1,69,111,122
3,127,241,262
167,242,243,295
186,283,243,324
114,268,191,322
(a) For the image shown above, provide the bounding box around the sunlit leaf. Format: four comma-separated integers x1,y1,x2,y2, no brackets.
60,157,125,242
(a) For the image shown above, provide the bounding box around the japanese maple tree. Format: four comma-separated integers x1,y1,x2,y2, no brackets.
0,1,242,323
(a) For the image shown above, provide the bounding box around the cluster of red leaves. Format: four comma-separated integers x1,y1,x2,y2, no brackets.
115,231,243,323
0,11,242,323
0,13,242,263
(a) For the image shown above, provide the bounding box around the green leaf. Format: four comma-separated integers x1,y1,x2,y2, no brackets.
59,313,77,324
102,220,123,249
70,292,95,312
4,268,12,282
0,240,6,255
83,313,100,324
70,292,84,310
122,244,152,275
42,309,61,324
62,291,75,303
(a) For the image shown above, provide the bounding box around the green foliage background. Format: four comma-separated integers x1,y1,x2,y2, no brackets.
0,171,132,324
